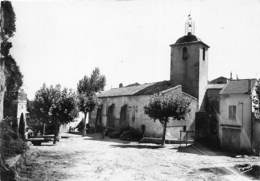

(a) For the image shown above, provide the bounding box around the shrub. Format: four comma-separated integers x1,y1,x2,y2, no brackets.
119,127,143,141
0,118,28,158
107,130,121,138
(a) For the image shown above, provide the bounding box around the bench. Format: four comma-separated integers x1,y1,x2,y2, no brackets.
27,134,55,146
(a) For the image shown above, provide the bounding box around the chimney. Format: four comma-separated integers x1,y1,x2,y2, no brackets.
230,72,233,80
119,83,123,88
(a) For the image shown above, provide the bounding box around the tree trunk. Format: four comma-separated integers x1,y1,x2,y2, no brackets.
161,119,167,146
53,121,60,144
82,112,87,136
43,123,46,135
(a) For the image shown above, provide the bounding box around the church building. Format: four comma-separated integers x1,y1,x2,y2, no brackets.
90,15,208,140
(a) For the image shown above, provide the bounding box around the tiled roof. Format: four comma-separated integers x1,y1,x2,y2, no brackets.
97,81,179,98
207,84,226,90
135,81,178,95
220,79,256,95
209,76,228,84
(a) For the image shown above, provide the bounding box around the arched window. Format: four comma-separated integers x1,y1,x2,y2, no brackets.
182,47,188,60
120,104,129,128
95,104,103,127
107,104,115,128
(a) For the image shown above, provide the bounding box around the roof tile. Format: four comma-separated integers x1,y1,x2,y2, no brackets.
220,79,256,95
97,81,179,98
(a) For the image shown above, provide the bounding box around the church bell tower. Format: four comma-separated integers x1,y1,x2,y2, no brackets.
170,15,209,109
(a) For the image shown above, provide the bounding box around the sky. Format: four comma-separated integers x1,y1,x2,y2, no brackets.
11,0,260,99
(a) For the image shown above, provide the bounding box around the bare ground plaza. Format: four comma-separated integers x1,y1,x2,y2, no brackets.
12,133,259,181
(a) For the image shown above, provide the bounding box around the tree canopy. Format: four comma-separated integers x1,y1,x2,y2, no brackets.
77,68,106,96
4,55,23,93
144,93,191,145
77,67,106,135
144,94,191,122
1,1,16,38
1,1,23,118
1,1,22,93
31,84,77,132
77,67,106,114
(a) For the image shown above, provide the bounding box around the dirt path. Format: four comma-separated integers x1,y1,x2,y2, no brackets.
18,133,260,181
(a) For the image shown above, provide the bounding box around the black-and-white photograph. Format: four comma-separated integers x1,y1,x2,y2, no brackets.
1,0,260,180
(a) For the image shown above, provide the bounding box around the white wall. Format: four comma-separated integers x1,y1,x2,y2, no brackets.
17,100,27,128
219,94,252,151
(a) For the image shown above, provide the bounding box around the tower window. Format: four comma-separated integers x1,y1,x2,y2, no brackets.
202,48,206,61
182,47,188,60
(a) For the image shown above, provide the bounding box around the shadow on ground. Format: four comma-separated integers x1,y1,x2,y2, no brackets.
83,134,131,144
17,149,81,181
171,143,241,158
172,145,204,155
111,144,163,149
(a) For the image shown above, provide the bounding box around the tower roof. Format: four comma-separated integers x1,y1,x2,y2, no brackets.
175,33,199,44
171,34,209,48
171,15,209,48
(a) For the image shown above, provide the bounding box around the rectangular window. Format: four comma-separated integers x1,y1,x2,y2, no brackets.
228,105,236,120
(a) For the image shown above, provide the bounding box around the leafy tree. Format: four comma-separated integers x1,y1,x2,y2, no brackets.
32,84,58,126
0,1,23,118
144,93,191,145
3,55,23,117
31,84,77,142
1,1,16,38
0,2,23,178
18,114,25,140
77,68,106,95
77,67,105,136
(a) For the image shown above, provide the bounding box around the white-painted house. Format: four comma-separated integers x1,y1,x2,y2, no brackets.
218,79,257,152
